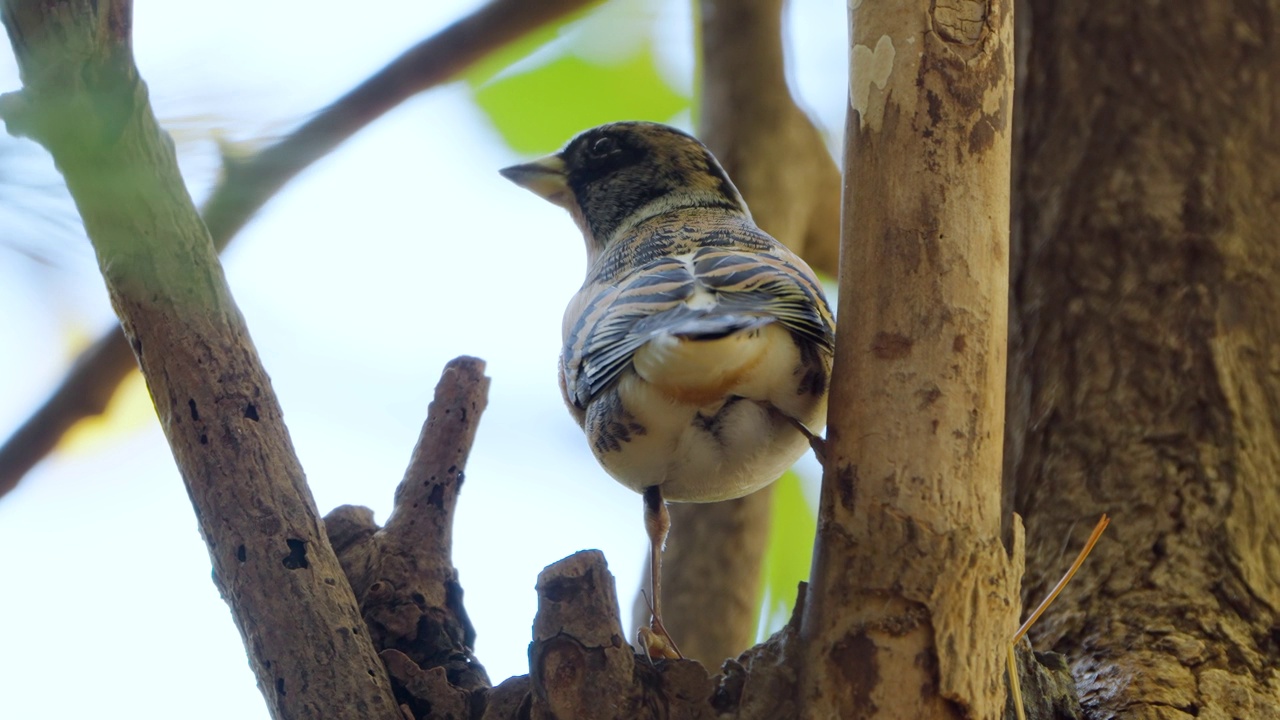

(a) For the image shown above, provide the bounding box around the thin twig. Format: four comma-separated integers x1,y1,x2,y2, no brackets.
1015,514,1111,643
0,0,599,499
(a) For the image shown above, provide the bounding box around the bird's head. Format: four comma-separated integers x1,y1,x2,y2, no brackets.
500,122,749,257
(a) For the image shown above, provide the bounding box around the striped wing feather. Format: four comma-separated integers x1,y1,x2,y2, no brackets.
562,245,834,409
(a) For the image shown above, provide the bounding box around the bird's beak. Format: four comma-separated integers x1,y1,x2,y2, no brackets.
499,154,572,208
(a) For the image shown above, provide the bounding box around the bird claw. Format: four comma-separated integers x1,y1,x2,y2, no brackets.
780,411,828,467
638,617,683,661
809,434,828,466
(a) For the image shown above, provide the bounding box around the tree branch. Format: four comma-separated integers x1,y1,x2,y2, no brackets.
0,0,600,500
641,0,843,669
325,356,491,716
0,2,400,718
698,0,841,277
797,0,1022,717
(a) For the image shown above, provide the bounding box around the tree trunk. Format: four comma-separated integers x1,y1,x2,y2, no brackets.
1008,0,1280,716
798,0,1021,717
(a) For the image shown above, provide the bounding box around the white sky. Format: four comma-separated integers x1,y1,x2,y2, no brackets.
0,1,846,717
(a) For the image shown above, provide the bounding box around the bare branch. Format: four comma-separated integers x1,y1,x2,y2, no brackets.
200,0,599,248
641,491,772,667
797,0,1022,717
0,0,600,499
0,2,401,717
0,330,133,498
698,0,841,276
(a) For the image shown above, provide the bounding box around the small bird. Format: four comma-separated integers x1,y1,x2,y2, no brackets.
500,121,834,657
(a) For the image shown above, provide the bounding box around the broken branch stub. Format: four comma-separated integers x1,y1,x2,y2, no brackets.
325,359,805,719
325,357,491,707
532,551,639,718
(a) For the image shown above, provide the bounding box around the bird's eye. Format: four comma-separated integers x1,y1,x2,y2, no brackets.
587,136,619,159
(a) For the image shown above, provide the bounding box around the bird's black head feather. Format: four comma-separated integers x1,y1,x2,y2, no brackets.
559,122,747,248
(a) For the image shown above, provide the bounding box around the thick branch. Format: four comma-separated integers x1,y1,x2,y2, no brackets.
0,0,599,498
645,0,842,669
798,1,1021,717
0,2,399,719
640,493,772,667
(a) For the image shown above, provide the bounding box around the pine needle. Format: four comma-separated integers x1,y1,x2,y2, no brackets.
1009,513,1110,720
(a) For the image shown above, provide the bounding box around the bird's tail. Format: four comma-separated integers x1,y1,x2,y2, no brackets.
661,312,774,341
632,309,779,405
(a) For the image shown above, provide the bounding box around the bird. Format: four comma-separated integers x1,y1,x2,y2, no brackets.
500,121,834,658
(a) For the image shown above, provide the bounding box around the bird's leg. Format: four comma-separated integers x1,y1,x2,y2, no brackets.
644,485,670,624
639,485,682,659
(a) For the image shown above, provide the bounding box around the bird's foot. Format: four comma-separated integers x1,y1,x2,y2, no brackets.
638,617,683,661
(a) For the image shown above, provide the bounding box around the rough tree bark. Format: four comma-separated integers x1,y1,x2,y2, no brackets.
324,357,492,719
1008,0,1280,716
797,0,1022,717
644,0,844,669
0,2,400,718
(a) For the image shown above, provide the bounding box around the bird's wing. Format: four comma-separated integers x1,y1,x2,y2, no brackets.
562,246,834,410
562,257,696,408
689,246,835,352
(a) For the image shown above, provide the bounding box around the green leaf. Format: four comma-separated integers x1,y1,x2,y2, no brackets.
461,4,597,87
755,470,817,641
470,43,690,155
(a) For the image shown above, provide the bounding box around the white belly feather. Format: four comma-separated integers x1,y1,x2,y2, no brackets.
598,323,826,501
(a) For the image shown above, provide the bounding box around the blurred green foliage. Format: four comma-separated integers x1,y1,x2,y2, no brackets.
756,470,817,640
465,2,691,155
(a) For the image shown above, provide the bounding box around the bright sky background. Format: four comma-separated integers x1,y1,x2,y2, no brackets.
0,1,846,717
